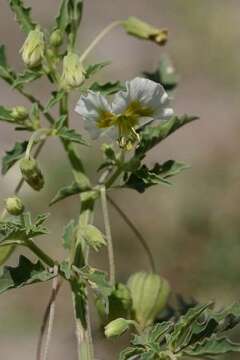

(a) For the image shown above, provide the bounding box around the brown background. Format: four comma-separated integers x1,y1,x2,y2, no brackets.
1,1,240,359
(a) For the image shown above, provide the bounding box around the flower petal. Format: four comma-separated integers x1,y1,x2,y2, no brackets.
75,91,112,139
112,77,173,121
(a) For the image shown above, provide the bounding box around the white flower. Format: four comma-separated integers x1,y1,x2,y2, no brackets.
75,77,174,150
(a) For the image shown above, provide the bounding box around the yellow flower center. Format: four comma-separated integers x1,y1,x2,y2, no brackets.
97,101,154,150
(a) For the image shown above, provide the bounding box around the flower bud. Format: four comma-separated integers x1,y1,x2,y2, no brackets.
20,157,44,191
21,27,45,68
5,196,24,216
49,29,63,47
11,106,28,122
127,272,170,329
104,318,130,338
61,52,85,90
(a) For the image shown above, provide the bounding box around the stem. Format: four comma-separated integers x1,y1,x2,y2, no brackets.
25,239,56,268
107,195,156,273
25,128,50,159
79,20,122,63
36,278,63,360
41,271,59,360
100,186,115,285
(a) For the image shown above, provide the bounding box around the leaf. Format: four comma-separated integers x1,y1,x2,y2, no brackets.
123,161,188,193
0,245,15,266
50,182,83,206
78,266,113,298
56,0,83,42
44,90,65,112
53,116,87,145
0,212,48,244
13,69,43,88
184,335,240,357
0,255,55,294
2,141,28,175
9,0,36,33
122,17,168,46
89,81,125,95
144,55,178,91
0,45,15,84
85,61,111,79
137,115,198,157
62,219,76,249
169,303,213,352
119,347,144,360
78,224,106,251
0,105,14,123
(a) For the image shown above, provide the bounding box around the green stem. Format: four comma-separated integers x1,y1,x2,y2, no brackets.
107,195,156,272
25,239,56,268
25,128,50,159
100,186,115,286
79,20,122,63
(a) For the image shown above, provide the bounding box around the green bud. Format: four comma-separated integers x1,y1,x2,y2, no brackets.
20,157,44,191
21,27,45,68
61,51,85,90
11,106,28,122
104,318,130,338
96,283,132,324
49,29,63,47
127,272,170,329
5,196,24,216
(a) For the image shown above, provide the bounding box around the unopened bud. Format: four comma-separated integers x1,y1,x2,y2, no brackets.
104,318,131,338
61,52,85,90
20,157,44,191
11,106,28,122
21,27,45,68
5,196,24,216
49,29,63,47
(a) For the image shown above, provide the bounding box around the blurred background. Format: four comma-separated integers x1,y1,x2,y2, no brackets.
1,0,240,358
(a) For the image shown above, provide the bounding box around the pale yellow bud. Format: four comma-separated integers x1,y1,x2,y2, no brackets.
21,28,45,68
61,52,85,90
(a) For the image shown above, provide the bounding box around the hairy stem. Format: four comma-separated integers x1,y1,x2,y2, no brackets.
100,186,115,285
107,195,156,272
25,239,57,268
79,20,122,63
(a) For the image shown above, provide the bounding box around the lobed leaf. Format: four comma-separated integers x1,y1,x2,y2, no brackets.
2,141,28,175
62,219,76,249
8,0,36,33
13,69,43,88
85,61,111,79
123,161,188,193
89,81,125,95
0,255,55,294
50,182,83,206
0,45,16,84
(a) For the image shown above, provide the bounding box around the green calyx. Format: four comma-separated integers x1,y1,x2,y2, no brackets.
20,27,45,68
19,157,44,191
127,272,170,329
11,106,28,122
5,196,25,216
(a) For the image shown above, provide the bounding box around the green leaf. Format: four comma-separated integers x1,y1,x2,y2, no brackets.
13,69,43,88
184,335,240,357
2,141,28,175
89,81,125,95
137,115,198,157
123,161,188,193
144,55,178,91
85,61,111,79
77,266,113,298
0,105,14,123
50,182,83,206
0,212,48,244
62,219,76,249
44,90,65,112
78,224,106,251
0,255,55,294
0,45,15,84
0,245,15,266
54,116,87,145
9,0,36,33
169,303,213,352
119,347,144,360
122,17,168,46
56,0,83,44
